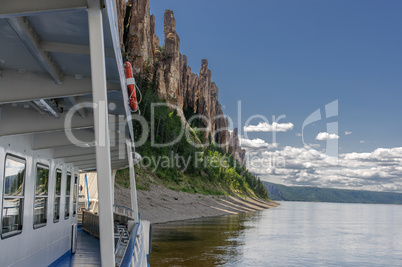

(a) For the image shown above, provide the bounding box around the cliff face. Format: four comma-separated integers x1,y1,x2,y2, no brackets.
124,0,157,74
119,0,244,164
229,128,246,164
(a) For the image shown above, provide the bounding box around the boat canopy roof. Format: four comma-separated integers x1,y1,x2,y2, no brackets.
0,0,135,171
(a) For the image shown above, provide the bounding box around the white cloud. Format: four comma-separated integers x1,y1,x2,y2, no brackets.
241,140,402,192
345,131,352,135
360,140,366,143
316,132,340,140
239,137,278,150
296,133,302,137
240,138,268,148
244,122,294,132
344,147,402,162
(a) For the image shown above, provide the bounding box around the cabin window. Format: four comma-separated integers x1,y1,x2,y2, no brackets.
65,173,71,219
54,169,62,223
34,165,49,228
73,175,78,217
1,155,26,238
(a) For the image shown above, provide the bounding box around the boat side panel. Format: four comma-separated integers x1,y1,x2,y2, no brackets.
0,137,78,267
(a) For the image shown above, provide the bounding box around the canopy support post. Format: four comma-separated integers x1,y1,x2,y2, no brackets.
127,142,139,222
87,0,115,266
111,169,117,207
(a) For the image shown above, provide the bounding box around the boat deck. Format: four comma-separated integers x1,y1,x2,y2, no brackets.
49,228,101,267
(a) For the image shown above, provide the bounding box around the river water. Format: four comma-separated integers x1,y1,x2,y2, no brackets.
149,201,402,266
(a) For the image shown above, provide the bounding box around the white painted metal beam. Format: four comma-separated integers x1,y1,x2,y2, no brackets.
0,0,88,18
63,154,101,164
0,105,128,136
40,41,90,55
33,129,128,151
6,17,64,84
127,142,140,223
40,41,114,58
111,170,117,206
81,163,128,172
63,150,127,164
75,160,128,170
103,0,136,147
52,146,126,160
71,158,128,168
88,0,116,265
0,105,94,136
0,69,120,104
33,129,95,150
54,139,127,160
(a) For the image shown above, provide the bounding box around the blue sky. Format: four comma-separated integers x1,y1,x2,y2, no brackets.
149,0,402,192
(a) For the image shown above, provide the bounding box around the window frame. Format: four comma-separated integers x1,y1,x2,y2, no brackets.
53,169,62,223
33,163,49,229
1,154,26,239
73,175,78,217
64,172,71,220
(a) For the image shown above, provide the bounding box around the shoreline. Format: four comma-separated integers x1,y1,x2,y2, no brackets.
114,184,280,224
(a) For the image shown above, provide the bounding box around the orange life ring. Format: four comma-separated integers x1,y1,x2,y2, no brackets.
124,62,138,112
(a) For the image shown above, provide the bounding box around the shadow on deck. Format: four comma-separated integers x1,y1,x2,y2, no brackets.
49,228,101,267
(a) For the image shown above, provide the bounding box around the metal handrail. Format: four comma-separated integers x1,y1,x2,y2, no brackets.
82,207,134,238
82,208,146,266
120,222,140,267
113,205,134,218
81,210,99,238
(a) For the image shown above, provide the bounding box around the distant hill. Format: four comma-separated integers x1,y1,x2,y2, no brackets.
264,182,402,204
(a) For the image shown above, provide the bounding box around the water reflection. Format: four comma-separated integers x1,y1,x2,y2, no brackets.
150,202,402,267
150,212,261,266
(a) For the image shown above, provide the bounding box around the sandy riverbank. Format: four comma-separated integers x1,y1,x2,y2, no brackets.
114,184,280,224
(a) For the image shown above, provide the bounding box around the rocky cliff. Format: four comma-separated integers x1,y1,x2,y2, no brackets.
119,0,245,164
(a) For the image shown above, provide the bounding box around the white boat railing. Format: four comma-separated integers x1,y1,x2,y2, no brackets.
81,210,100,238
114,205,134,218
81,207,150,267
118,220,150,267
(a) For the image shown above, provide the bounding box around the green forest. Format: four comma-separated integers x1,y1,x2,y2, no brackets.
117,71,268,199
264,182,402,204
